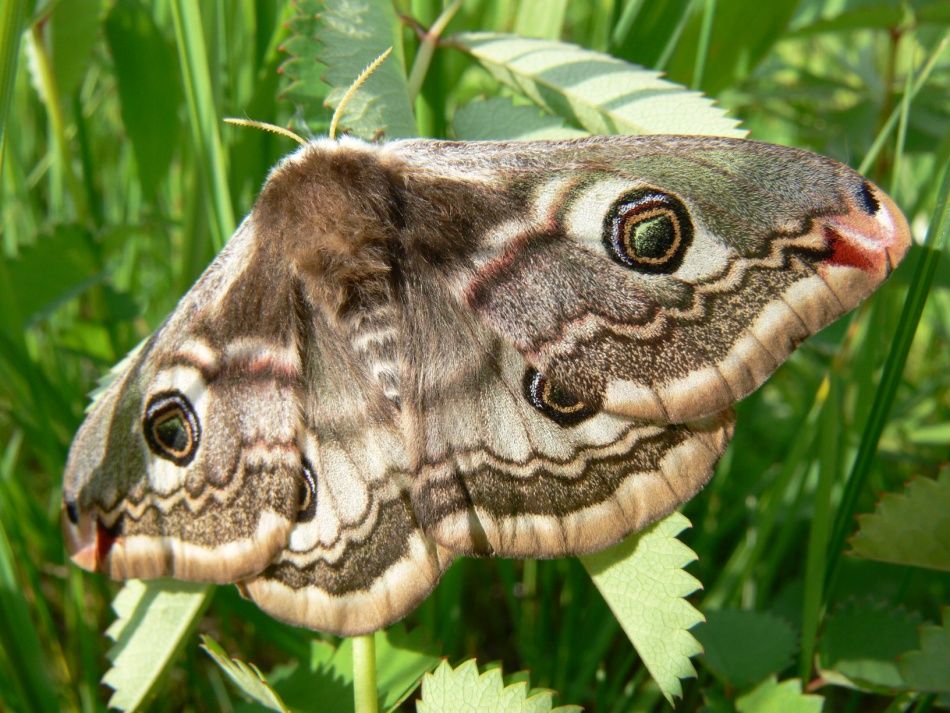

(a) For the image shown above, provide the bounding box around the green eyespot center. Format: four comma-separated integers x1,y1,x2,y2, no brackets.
604,189,692,274
625,213,678,262
154,412,189,453
144,390,200,465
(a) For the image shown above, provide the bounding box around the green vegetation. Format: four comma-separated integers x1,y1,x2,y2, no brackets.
1,0,948,711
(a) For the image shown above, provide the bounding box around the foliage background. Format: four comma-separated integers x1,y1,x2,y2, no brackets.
0,0,948,711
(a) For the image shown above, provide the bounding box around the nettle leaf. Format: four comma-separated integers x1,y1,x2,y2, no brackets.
817,600,923,691
695,609,798,690
201,636,289,713
416,660,582,713
849,469,950,572
282,0,415,140
43,0,104,98
453,97,587,141
580,512,704,704
735,677,824,713
451,33,745,138
102,580,211,712
898,608,950,693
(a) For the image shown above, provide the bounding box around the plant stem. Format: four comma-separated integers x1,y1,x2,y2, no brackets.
352,633,379,713
406,0,462,102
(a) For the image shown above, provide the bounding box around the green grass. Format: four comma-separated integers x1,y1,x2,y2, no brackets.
1,1,949,711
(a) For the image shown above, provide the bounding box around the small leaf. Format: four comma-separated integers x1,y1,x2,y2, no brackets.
735,676,824,713
201,636,289,712
452,33,744,138
453,97,588,140
898,608,950,693
416,659,581,713
849,469,950,572
102,580,211,711
104,0,182,197
581,512,704,704
817,600,922,691
282,0,415,140
695,609,798,690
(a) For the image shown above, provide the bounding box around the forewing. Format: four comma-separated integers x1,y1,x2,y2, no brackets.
391,136,911,424
62,219,306,582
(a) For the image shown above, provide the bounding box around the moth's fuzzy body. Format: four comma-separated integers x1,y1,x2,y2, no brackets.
62,135,910,634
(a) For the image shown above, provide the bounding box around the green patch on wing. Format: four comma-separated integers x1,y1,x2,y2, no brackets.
695,609,798,690
103,580,211,712
580,512,704,704
849,469,950,572
282,0,415,140
416,659,582,713
899,608,950,694
817,600,922,691
451,33,745,138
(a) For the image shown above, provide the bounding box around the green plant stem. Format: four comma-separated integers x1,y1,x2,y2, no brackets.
170,0,235,250
352,633,378,713
824,158,950,597
26,23,90,226
406,0,462,102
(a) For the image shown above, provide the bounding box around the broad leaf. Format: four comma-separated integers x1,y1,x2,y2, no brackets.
898,608,950,693
581,512,704,704
452,33,744,138
735,677,824,713
849,469,950,572
695,609,798,690
817,600,922,691
102,580,211,712
453,97,587,140
104,0,182,197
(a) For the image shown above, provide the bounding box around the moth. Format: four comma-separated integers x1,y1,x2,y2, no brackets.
62,135,910,635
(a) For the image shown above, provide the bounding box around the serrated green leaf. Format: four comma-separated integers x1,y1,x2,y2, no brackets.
4,224,102,333
416,659,581,713
452,33,744,138
581,512,704,704
735,676,823,713
283,0,415,140
817,600,922,691
102,580,211,712
898,608,950,693
453,97,587,140
849,469,950,572
201,636,289,713
104,0,181,197
695,609,798,690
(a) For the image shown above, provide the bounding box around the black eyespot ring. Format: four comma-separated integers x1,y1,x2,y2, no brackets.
523,368,596,426
143,390,200,465
604,188,693,273
297,459,318,523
